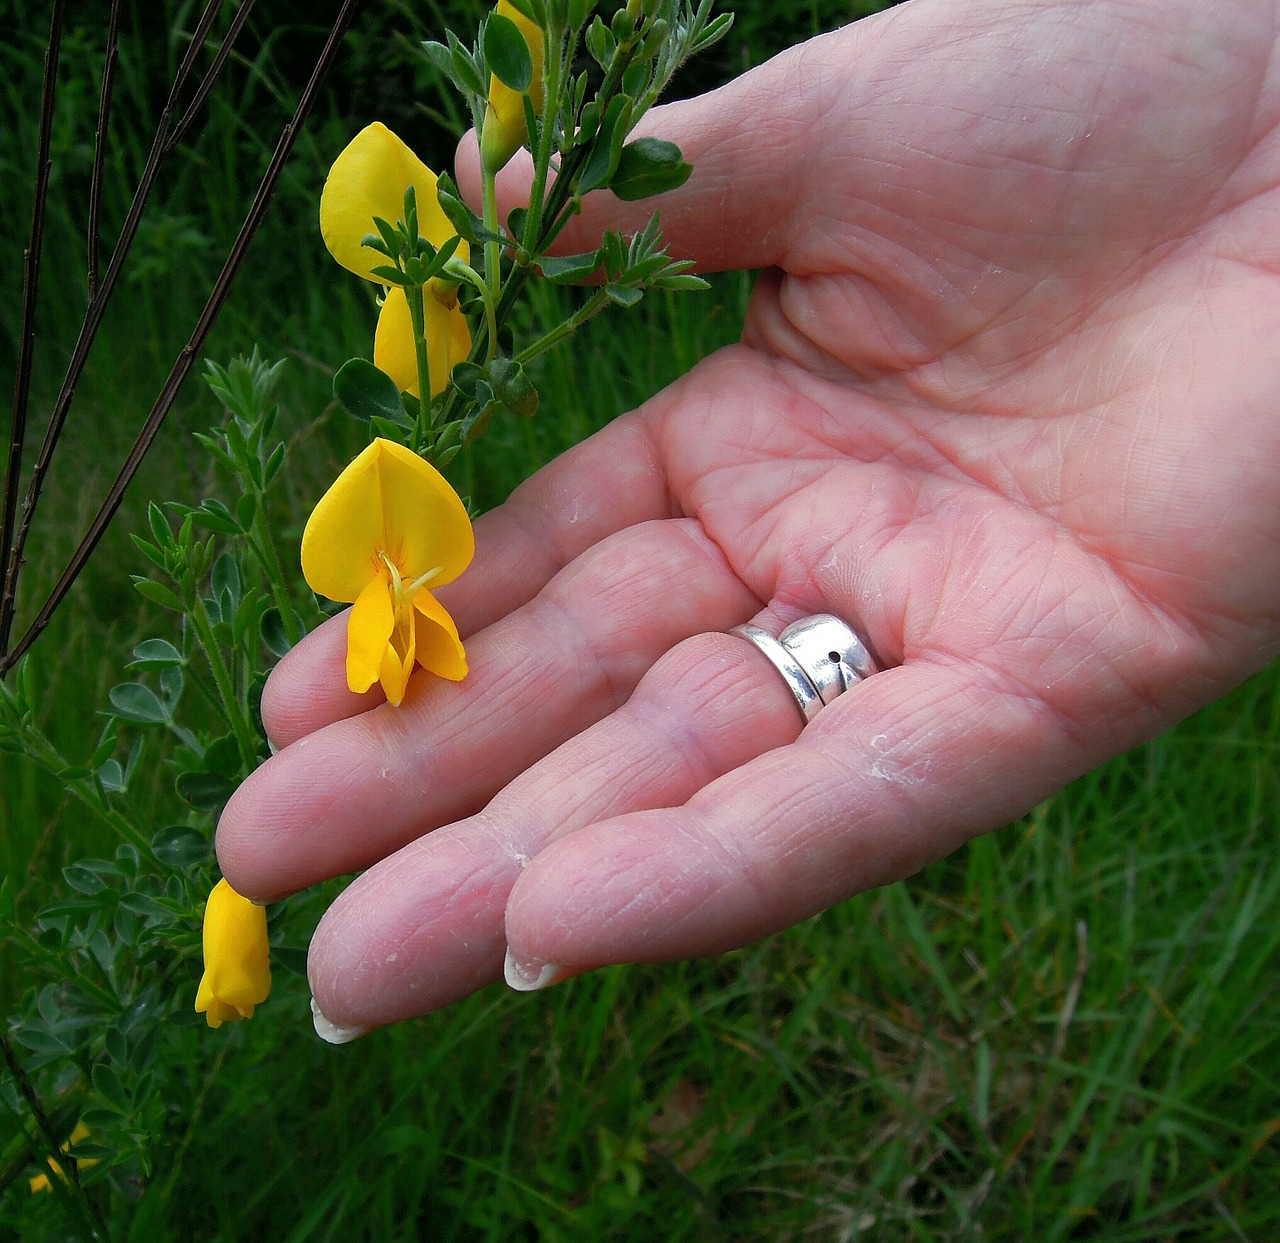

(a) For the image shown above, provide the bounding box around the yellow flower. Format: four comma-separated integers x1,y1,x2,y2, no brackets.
319,122,471,396
195,879,271,1029
301,438,474,705
481,1,545,174
29,1123,99,1193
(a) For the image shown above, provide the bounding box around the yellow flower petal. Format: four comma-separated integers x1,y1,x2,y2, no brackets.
481,2,545,173
373,285,472,398
301,439,475,605
195,880,270,1029
320,122,468,281
347,573,396,694
29,1124,97,1193
413,589,468,681
379,597,417,705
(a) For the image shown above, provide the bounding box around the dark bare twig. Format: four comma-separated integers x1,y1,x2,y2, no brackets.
0,0,361,674
87,0,123,303
0,0,300,666
165,0,260,157
0,0,65,657
0,1032,108,1240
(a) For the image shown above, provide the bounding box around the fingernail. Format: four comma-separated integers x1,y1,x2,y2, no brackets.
310,995,369,1045
503,947,565,992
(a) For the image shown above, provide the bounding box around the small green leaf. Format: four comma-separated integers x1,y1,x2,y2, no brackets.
578,95,632,195
191,498,241,535
448,30,486,97
176,771,237,810
539,250,602,283
203,734,243,780
152,824,209,867
609,137,692,201
63,863,108,895
484,12,533,92
129,638,184,669
92,1063,129,1114
260,608,298,659
97,759,125,791
147,501,172,548
436,173,484,246
235,492,257,529
108,682,169,725
585,15,615,67
334,358,405,424
604,283,644,308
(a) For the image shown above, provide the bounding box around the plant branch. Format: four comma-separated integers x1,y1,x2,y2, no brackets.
87,0,122,302
0,0,361,676
0,0,64,661
1,0,255,665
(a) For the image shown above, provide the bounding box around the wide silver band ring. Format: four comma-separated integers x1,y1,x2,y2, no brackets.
730,614,879,724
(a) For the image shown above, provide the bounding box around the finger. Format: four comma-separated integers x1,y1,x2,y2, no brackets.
217,518,758,901
305,628,805,1032
261,408,672,749
455,21,876,271
500,658,1122,980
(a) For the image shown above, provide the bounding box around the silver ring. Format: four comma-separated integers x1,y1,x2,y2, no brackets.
730,613,879,723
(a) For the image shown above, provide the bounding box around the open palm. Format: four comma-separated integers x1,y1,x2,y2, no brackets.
218,0,1280,1036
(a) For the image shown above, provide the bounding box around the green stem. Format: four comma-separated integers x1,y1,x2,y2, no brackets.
445,260,498,362
482,166,502,343
246,506,302,648
515,287,613,364
187,596,257,769
405,284,433,452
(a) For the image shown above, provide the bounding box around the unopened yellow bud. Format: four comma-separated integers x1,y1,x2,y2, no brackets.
480,2,545,174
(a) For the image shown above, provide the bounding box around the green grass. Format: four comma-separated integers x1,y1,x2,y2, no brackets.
3,1,1279,1239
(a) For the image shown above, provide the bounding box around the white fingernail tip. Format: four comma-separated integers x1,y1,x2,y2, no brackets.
310,996,369,1045
504,947,563,992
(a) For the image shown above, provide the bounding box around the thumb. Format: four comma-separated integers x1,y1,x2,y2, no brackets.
454,19,879,272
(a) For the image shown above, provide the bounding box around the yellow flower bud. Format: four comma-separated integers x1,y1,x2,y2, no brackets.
195,879,271,1028
480,2,545,174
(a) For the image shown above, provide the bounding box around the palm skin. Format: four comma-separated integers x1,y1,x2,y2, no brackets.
217,0,1280,1035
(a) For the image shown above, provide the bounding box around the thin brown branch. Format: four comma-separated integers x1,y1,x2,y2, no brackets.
87,0,123,303
1,0,251,664
165,0,259,157
0,0,362,674
0,0,65,657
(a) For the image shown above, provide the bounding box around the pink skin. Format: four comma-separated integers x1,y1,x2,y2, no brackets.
217,0,1280,1033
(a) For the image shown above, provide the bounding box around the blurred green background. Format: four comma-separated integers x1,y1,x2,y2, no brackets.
2,2,1277,1239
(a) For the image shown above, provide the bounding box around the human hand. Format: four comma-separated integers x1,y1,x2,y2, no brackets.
217,0,1280,1038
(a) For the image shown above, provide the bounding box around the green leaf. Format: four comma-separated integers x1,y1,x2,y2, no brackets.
447,30,486,97
63,863,108,895
203,734,244,780
334,358,405,424
191,498,241,535
539,250,602,283
484,12,533,92
108,682,169,725
152,824,210,868
129,638,184,669
147,501,172,548
272,946,310,977
176,771,237,811
609,137,692,201
578,95,632,195
604,283,644,308
585,15,615,68
211,552,242,614
97,758,125,791
235,492,257,529
260,608,299,659
131,534,168,571
92,1063,129,1114
435,173,484,246
420,40,456,84
487,357,539,419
